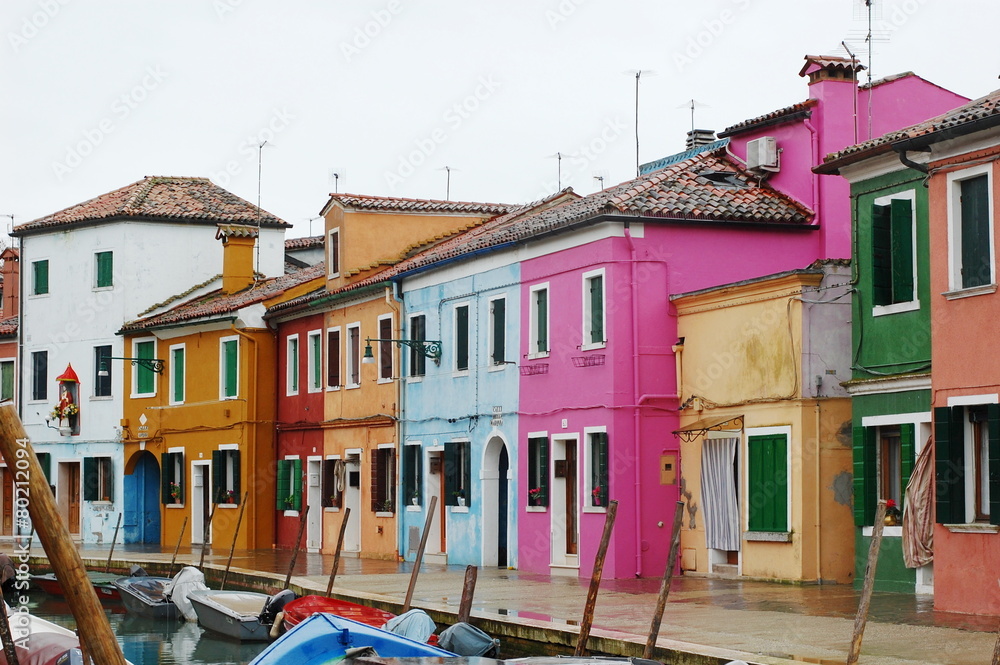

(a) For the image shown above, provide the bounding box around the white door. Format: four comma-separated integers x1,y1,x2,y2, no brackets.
191,462,210,545
550,436,579,569
343,456,361,552
306,458,322,551
426,449,444,554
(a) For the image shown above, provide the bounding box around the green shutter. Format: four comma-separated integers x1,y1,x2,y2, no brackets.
871,204,892,306
852,426,878,526
402,447,414,502
34,260,48,295
96,252,113,288
445,442,458,506
83,457,98,501
311,334,322,389
989,405,1000,526
36,453,50,484
289,337,299,392
0,361,13,402
276,459,289,510
136,341,154,394
230,450,240,503
212,450,224,503
463,442,471,504
536,290,548,353
224,340,238,397
491,299,505,365
960,175,990,289
590,275,604,344
592,432,609,506
539,437,549,504
749,434,788,531
528,436,550,507
370,452,382,512
900,423,916,511
890,199,914,303
456,306,469,371
161,453,171,504
292,458,303,511
935,406,966,524
172,347,184,403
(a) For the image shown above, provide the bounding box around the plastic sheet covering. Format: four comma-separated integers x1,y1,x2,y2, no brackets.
438,622,500,657
902,440,934,569
167,566,210,622
382,608,436,643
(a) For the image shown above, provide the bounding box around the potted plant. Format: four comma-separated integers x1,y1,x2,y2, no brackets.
410,491,419,506
284,495,296,509
225,489,236,504
453,490,466,507
169,481,181,503
592,485,603,506
884,499,902,526
528,487,545,506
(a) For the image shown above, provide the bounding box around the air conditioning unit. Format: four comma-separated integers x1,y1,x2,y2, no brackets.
746,136,779,172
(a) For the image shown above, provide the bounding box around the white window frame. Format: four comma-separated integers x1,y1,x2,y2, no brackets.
286,334,300,396
29,258,49,297
131,337,158,398
283,453,300,516
946,163,995,297
528,282,550,359
29,350,46,402
307,329,322,393
93,249,114,290
326,326,342,391
167,446,185,506
406,313,428,383
582,426,608,514
376,314,394,383
375,442,396,516
743,425,793,534
327,228,340,278
581,268,607,350
452,302,471,376
871,190,920,317
169,343,186,405
947,394,1000,524
346,322,361,389
219,335,240,400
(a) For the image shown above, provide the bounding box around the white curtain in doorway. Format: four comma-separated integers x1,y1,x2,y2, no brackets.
701,437,740,551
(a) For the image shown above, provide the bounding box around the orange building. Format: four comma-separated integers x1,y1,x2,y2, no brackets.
119,226,323,551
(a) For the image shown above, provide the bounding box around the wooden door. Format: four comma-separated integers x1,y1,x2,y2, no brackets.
68,464,80,535
564,443,577,556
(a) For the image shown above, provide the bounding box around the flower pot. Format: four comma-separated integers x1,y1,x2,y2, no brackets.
884,514,898,526
457,497,466,507
411,497,418,506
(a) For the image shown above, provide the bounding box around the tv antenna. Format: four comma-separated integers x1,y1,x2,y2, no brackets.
329,169,347,194
593,175,605,190
625,70,657,177
304,216,322,237
437,166,459,200
677,99,710,134
545,152,576,191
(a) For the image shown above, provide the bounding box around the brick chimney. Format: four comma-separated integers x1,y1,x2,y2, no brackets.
0,248,19,319
216,224,257,294
686,129,717,150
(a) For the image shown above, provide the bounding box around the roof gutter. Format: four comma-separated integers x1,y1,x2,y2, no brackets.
263,281,388,319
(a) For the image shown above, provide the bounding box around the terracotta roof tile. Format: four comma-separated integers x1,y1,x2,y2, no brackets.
0,316,17,337
817,87,1000,173
797,55,865,78
120,263,325,332
285,235,324,250
13,176,289,235
322,193,515,216
719,99,817,138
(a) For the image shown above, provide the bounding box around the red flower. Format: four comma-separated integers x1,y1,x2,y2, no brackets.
886,499,897,509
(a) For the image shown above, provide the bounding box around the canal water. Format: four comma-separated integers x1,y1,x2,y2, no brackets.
12,591,270,665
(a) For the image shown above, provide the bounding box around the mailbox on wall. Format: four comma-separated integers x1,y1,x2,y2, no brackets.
660,454,677,485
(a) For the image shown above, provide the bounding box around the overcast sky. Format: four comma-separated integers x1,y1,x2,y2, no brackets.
3,1,999,240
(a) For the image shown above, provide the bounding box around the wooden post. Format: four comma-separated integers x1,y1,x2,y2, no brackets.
170,516,189,573
643,501,685,659
0,604,20,665
284,504,310,589
402,495,437,612
199,502,218,569
574,499,618,657
221,491,250,590
457,565,478,623
104,512,123,573
0,406,127,665
325,507,351,596
993,620,1000,665
847,500,888,665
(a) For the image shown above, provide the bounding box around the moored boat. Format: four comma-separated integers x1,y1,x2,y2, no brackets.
1,602,136,665
249,613,456,665
113,575,177,619
280,595,396,632
188,588,295,642
30,571,121,602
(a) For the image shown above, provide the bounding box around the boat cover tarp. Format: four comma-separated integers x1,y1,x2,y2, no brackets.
167,566,209,622
282,595,395,629
438,622,500,657
383,608,436,643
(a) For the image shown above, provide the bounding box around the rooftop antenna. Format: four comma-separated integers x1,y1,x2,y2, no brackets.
437,166,459,200
844,0,887,140
593,175,605,190
841,41,861,145
305,216,322,237
329,168,347,194
545,152,576,190
625,70,657,177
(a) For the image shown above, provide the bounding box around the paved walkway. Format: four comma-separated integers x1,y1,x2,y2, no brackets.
33,545,1000,665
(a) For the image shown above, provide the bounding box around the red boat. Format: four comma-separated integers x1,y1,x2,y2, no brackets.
30,572,122,602
281,595,395,632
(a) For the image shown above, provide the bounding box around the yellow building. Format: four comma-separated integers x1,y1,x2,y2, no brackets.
120,226,323,551
671,261,855,583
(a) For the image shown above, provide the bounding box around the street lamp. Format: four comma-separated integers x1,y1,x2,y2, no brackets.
362,338,442,365
98,357,166,377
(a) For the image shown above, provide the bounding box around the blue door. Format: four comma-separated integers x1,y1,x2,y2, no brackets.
124,452,161,544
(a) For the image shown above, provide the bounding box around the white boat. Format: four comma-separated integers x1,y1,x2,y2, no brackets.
187,589,295,642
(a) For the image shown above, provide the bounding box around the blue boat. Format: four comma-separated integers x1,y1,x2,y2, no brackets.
249,613,457,665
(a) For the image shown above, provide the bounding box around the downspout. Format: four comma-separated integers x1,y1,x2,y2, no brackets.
389,280,407,556
803,118,822,255
892,146,929,175
231,325,260,549
625,223,643,577
815,400,822,582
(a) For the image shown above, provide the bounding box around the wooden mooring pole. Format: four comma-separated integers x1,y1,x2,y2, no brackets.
170,516,188,573
104,512,123,573
0,603,20,665
574,499,618,657
846,500,888,665
643,501,685,659
326,507,351,596
199,502,218,569
221,491,250,590
403,495,437,612
284,504,310,590
457,565,478,623
0,406,127,665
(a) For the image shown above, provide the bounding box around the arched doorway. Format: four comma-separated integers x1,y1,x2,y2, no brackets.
481,435,510,567
124,451,160,544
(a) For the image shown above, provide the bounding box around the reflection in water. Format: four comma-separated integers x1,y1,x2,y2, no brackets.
16,591,269,665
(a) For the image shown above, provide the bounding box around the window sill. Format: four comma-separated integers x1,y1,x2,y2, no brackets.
450,506,469,514
286,391,299,397
526,352,550,360
324,506,340,513
526,506,546,513
307,387,323,394
377,378,393,385
326,386,341,392
345,384,361,391
91,501,113,507
872,300,920,317
944,284,997,300
579,342,607,351
89,396,113,402
862,525,901,537
216,503,237,510
93,286,113,292
282,509,298,516
375,511,394,518
583,506,608,514
166,503,184,508
406,505,421,512
487,363,509,373
745,530,793,542
406,376,424,384
943,523,999,534
451,370,470,378
131,394,157,399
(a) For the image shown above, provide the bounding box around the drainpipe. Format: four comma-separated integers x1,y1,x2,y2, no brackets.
803,119,822,255
389,281,409,558
624,224,644,577
815,400,822,583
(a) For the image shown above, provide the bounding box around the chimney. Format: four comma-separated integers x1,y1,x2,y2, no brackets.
686,129,716,150
216,224,258,294
799,55,864,86
0,248,19,319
